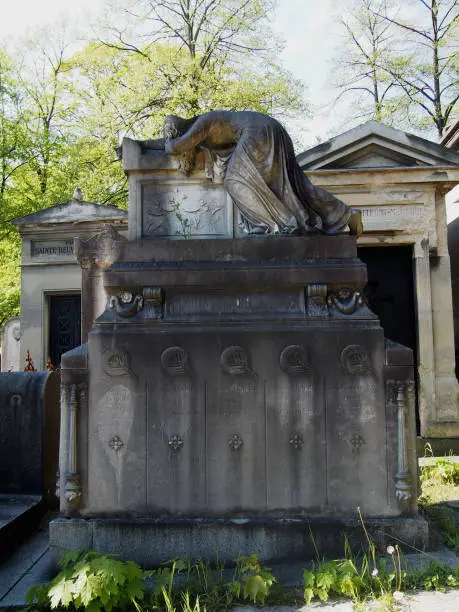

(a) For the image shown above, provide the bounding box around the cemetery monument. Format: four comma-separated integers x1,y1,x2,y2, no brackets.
51,111,425,565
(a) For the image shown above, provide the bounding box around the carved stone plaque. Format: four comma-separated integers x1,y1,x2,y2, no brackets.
141,183,233,238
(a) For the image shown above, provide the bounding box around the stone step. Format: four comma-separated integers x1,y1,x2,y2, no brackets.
0,494,44,562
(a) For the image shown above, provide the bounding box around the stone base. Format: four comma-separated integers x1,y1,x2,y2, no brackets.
50,516,429,567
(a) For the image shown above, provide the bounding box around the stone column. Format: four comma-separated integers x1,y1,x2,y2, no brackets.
75,225,126,342
413,239,436,436
59,344,88,516
427,188,459,437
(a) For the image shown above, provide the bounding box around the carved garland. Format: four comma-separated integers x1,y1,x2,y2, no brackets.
327,288,364,315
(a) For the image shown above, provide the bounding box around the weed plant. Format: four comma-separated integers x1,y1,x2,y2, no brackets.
25,552,276,611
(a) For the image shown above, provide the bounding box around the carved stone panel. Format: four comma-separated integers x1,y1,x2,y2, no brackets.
206,378,265,512
89,381,147,512
147,374,205,513
325,332,388,515
141,183,233,238
266,372,325,510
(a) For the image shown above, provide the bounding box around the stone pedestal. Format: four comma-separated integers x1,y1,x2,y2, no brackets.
52,232,426,563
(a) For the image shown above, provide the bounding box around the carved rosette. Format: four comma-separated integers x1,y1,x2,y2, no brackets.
306,284,328,317
161,346,189,375
143,287,164,319
228,433,243,451
340,345,373,375
280,345,311,374
328,288,364,315
109,435,124,452
168,434,184,451
393,380,413,503
349,433,365,454
221,346,253,375
289,434,304,449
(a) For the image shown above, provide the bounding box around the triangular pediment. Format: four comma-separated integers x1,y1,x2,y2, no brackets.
13,198,127,226
297,121,459,170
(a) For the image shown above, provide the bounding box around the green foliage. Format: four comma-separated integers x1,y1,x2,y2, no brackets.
27,551,277,611
144,553,276,610
405,560,459,592
418,447,459,553
25,550,150,611
236,554,276,604
303,549,459,606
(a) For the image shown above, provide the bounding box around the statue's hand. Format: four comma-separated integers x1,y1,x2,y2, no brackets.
348,208,363,236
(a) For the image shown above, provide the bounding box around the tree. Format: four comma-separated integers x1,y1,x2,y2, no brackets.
89,0,305,124
376,0,458,138
331,0,401,124
332,0,458,138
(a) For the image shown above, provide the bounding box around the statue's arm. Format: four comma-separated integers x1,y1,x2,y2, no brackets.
165,117,211,155
138,138,166,150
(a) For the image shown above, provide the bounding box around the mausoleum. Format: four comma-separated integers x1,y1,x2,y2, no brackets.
12,190,127,370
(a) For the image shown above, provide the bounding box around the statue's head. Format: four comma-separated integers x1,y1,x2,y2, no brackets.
164,115,187,140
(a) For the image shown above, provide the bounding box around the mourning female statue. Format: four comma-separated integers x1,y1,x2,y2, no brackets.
141,111,362,236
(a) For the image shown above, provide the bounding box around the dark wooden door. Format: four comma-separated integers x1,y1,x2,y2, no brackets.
49,294,81,367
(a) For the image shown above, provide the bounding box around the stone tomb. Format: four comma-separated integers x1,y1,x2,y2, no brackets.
52,231,425,564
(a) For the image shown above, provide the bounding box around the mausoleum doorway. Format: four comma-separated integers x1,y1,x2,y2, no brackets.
358,245,416,352
48,294,81,368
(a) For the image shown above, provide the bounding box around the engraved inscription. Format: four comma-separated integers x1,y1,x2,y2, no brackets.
228,383,257,393
32,239,74,258
166,293,303,317
360,205,424,230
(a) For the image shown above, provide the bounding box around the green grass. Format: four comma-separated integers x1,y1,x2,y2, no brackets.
418,445,459,552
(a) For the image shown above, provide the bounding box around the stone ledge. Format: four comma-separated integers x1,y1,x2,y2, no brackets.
50,516,428,567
